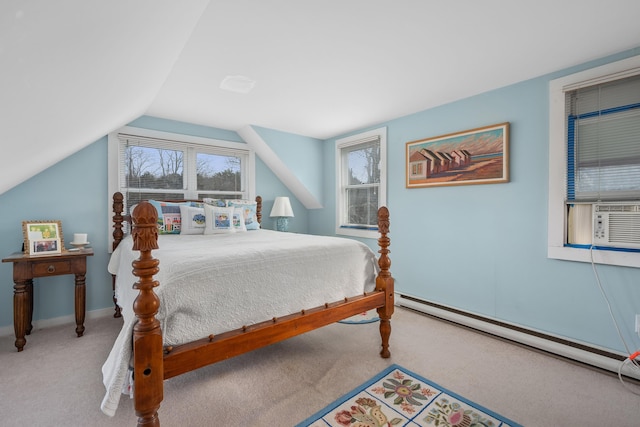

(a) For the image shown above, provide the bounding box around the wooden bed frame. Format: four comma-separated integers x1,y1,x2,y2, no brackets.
111,192,394,426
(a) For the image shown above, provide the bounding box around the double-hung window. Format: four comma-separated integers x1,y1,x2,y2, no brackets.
566,74,640,203
108,126,255,217
548,55,640,267
335,127,387,238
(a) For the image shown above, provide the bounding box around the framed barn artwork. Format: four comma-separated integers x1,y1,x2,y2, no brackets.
406,122,509,188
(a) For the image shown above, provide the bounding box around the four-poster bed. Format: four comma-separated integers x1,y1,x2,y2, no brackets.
104,192,394,426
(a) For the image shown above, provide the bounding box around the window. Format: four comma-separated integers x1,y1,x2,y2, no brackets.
336,127,387,238
567,75,640,202
548,55,640,267
108,126,255,218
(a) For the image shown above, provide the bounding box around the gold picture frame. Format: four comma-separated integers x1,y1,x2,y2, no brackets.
406,122,510,188
22,220,64,255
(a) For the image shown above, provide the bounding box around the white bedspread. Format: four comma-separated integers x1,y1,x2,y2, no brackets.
101,230,378,416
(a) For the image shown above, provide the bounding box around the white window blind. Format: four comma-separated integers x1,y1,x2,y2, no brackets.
567,74,640,202
119,134,186,199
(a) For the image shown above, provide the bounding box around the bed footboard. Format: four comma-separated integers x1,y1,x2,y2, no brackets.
128,199,393,427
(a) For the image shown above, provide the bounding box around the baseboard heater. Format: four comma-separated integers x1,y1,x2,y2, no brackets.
395,292,640,381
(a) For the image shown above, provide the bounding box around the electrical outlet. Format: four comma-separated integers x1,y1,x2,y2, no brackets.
636,315,640,335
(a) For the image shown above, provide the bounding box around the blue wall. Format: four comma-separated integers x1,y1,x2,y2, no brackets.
2,50,640,357
312,48,640,354
252,125,324,205
0,140,113,328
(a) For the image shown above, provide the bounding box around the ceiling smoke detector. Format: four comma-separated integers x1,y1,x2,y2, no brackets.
220,75,256,94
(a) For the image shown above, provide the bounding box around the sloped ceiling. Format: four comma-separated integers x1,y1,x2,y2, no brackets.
2,0,640,196
0,0,209,195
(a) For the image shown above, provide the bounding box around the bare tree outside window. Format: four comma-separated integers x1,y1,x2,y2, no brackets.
157,149,184,189
125,146,184,189
345,143,380,227
197,153,242,192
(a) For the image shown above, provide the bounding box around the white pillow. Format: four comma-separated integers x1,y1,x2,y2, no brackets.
232,207,246,232
227,200,260,230
179,205,206,235
204,205,236,234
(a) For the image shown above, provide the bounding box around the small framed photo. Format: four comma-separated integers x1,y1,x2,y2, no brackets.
22,220,64,255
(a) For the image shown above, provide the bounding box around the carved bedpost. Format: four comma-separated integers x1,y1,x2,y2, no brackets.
112,192,124,318
376,206,394,358
131,202,163,427
255,196,262,225
112,192,124,250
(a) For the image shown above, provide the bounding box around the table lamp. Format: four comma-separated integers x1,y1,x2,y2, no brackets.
270,196,294,231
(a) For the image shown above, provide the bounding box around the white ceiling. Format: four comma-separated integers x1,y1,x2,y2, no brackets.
2,0,639,195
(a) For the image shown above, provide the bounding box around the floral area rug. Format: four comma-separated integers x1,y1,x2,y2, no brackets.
338,309,380,324
296,364,521,427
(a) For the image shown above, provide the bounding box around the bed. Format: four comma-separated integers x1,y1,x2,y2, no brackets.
103,192,394,426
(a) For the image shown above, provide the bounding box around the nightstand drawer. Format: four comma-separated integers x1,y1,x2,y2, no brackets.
32,260,71,276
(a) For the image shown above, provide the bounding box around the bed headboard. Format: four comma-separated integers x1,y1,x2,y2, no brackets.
111,192,263,251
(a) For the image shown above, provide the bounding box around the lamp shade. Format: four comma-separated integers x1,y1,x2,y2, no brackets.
270,196,294,218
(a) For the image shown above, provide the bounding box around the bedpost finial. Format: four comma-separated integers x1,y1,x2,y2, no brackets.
377,206,390,234
132,202,159,252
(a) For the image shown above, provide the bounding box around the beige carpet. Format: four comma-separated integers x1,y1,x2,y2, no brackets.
1,307,639,426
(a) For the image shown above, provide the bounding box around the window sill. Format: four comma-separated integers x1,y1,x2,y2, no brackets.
548,245,640,268
336,226,379,239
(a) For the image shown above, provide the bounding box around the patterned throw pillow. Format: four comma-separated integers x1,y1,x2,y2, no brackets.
202,198,227,207
179,205,206,235
204,205,236,234
231,207,247,232
148,200,187,235
227,200,260,230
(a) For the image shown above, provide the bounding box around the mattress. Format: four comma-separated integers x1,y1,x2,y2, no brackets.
101,229,378,416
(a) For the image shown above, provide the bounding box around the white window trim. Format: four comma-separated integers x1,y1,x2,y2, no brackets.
548,55,640,268
107,125,255,249
335,127,387,239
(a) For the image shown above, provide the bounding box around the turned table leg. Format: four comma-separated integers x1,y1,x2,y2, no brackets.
13,280,30,352
75,273,86,337
26,279,33,335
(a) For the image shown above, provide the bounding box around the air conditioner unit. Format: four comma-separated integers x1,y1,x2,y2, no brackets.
592,202,640,248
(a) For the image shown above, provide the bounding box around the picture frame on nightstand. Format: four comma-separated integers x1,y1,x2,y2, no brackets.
22,220,64,255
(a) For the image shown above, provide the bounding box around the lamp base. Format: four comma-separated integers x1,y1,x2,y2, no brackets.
275,217,290,232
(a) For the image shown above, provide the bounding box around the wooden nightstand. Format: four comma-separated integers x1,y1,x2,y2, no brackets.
2,248,94,351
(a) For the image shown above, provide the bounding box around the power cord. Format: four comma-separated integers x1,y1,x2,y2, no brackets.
589,246,640,395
